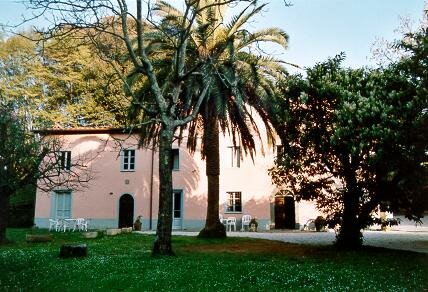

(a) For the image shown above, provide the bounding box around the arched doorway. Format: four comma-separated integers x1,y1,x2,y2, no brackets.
274,195,296,229
118,194,134,228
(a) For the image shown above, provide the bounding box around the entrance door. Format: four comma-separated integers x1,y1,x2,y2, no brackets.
118,194,134,228
172,190,183,230
274,195,295,229
283,196,296,229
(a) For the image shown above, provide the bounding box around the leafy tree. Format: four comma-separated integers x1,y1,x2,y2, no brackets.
36,35,130,127
0,33,41,125
148,1,288,238
0,33,128,128
0,101,92,243
268,32,427,248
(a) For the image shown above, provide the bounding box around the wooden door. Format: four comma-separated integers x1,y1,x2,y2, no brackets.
118,194,134,228
275,196,286,229
275,196,295,229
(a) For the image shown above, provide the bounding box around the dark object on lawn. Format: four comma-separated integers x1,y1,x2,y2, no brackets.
314,216,327,232
59,243,87,258
249,218,258,232
26,234,53,242
133,216,142,231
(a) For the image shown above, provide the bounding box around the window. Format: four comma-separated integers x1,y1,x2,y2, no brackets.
171,149,179,170
59,151,71,171
226,146,241,168
226,191,242,213
276,145,284,159
172,190,182,219
121,149,135,171
53,191,71,219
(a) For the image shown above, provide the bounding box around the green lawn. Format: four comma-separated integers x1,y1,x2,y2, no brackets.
0,229,426,291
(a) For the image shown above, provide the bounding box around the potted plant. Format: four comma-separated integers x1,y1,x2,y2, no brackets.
133,216,142,231
314,216,327,232
249,218,258,232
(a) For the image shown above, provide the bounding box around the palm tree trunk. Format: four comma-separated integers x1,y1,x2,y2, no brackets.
153,127,175,255
198,116,226,238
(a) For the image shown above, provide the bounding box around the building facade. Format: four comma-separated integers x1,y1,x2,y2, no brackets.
34,128,320,231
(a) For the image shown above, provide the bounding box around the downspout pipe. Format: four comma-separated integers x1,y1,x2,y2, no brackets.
149,144,155,230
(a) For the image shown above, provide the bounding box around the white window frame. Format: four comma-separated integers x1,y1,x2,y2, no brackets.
172,189,183,230
172,189,183,219
121,149,136,172
225,191,242,213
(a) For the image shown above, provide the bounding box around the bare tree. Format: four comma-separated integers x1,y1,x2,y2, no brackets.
370,14,426,67
35,135,94,192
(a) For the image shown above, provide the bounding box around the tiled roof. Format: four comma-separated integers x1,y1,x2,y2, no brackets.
33,127,130,135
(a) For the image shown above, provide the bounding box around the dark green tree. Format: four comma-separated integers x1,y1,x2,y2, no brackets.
0,101,92,243
269,29,427,248
0,103,40,242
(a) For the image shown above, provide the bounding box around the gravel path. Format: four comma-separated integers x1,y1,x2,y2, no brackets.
138,230,428,253
230,230,428,254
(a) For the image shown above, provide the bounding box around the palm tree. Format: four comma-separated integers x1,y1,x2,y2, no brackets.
155,0,289,237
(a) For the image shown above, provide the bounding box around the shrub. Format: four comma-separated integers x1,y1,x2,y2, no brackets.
314,216,327,232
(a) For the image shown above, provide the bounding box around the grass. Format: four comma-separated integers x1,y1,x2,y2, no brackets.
0,229,427,291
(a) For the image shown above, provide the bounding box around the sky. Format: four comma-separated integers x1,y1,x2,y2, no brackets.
0,0,425,72
260,0,425,71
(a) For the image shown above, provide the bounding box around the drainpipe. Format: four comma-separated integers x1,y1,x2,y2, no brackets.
149,144,155,230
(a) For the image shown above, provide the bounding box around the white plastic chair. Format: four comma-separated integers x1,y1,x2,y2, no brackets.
226,217,236,232
76,218,88,231
55,219,68,232
302,219,316,231
64,219,77,231
241,215,252,231
48,219,60,232
219,214,226,225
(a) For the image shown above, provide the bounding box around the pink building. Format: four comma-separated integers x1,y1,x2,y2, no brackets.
34,128,320,231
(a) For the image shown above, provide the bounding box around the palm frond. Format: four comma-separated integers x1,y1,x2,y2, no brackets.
236,28,289,50
154,1,185,21
226,1,265,37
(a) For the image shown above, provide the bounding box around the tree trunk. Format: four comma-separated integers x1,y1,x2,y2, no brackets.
198,116,226,238
152,127,175,256
0,188,11,244
336,176,363,249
